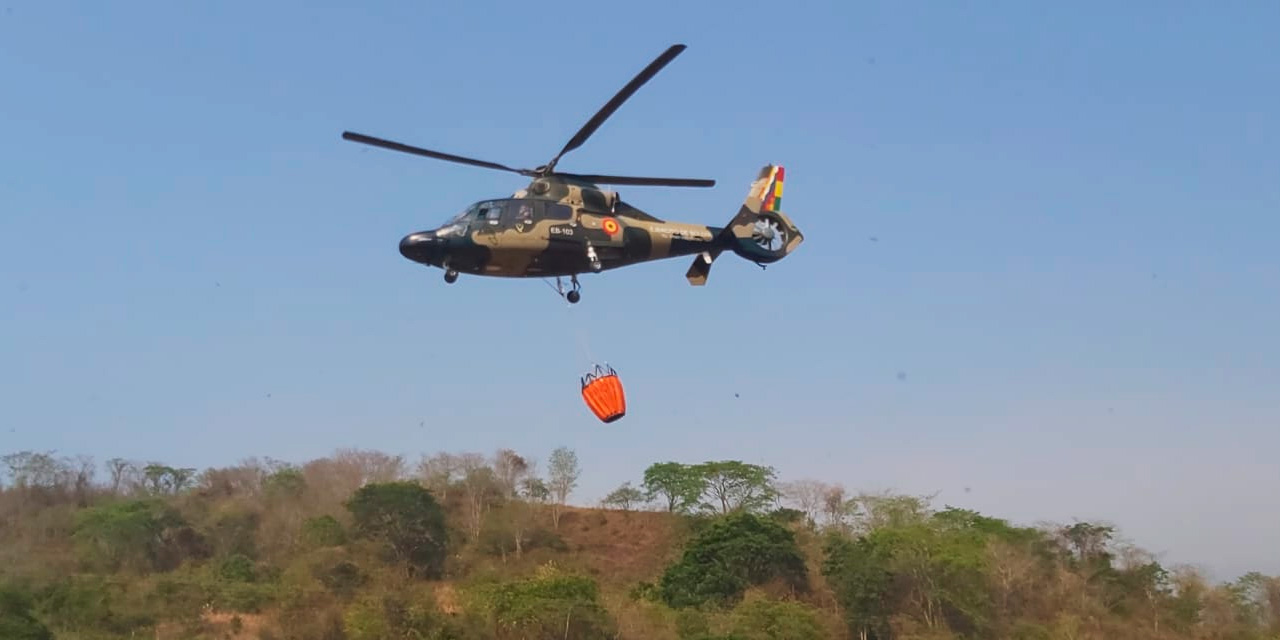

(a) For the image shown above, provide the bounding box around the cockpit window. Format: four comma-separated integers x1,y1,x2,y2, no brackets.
477,201,503,224
444,203,476,226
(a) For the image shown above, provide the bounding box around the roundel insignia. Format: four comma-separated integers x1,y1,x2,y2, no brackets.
602,218,620,235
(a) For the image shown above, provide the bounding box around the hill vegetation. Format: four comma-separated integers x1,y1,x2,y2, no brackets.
1,447,1277,639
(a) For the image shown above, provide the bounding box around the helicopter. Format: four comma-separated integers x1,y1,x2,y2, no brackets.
341,43,803,304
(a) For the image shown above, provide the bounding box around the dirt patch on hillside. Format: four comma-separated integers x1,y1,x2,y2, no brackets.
434,581,463,615
554,506,683,584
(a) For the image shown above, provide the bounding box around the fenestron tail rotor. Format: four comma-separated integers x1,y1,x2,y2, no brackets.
341,44,715,188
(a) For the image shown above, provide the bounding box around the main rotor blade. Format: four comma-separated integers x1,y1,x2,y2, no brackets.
557,172,715,188
547,44,687,169
342,131,527,175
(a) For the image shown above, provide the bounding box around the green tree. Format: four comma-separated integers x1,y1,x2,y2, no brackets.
729,598,825,640
141,463,196,495
472,570,615,640
0,584,53,640
345,481,448,579
206,507,260,558
658,512,809,609
823,507,1023,639
642,462,706,513
71,498,202,573
695,461,779,514
849,490,934,533
262,466,306,498
602,481,646,511
1235,571,1280,633
872,521,994,635
822,533,893,640
316,560,367,600
342,590,463,640
301,514,347,547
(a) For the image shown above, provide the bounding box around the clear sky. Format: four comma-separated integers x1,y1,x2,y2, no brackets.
3,1,1278,582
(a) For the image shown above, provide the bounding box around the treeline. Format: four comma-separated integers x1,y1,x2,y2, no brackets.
1,447,1278,640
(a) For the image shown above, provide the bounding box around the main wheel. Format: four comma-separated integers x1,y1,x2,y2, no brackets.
444,270,458,283
566,290,580,304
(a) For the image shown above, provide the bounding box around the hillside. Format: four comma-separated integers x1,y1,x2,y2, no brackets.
1,447,1277,640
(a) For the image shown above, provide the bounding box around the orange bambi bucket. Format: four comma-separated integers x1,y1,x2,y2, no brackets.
580,364,626,423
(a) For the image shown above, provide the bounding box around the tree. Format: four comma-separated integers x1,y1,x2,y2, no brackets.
601,482,645,511
546,446,580,529
1,450,65,489
105,458,135,495
522,476,550,504
71,499,205,573
1235,571,1280,633
866,518,994,635
658,512,809,609
508,461,545,558
416,452,459,502
140,464,197,495
472,567,615,639
69,455,95,506
729,597,825,640
822,484,856,531
848,490,934,534
1057,521,1116,567
641,462,706,513
345,481,448,579
778,479,829,529
695,460,778,514
492,448,528,501
822,534,893,640
0,584,53,640
332,448,406,485
457,452,498,541
262,466,306,498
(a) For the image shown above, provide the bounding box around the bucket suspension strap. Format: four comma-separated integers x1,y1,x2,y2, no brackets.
580,363,616,388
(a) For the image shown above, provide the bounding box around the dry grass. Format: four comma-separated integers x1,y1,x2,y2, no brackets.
553,506,683,586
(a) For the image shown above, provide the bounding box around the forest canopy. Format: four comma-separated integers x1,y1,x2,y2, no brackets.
1,447,1276,640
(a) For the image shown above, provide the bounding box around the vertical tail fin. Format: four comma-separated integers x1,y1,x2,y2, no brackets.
758,164,785,212
686,164,803,285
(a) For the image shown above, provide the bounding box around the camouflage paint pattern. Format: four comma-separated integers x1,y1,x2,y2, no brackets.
398,164,802,285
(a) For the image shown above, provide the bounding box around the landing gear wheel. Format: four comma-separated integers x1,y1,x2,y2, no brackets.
552,274,583,304
566,274,582,303
444,269,458,283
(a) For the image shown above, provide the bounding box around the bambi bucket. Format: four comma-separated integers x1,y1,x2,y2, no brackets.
581,364,626,423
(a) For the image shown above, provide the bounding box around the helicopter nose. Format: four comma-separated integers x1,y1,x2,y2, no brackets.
398,232,439,262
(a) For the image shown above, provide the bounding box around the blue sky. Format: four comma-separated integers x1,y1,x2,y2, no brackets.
3,1,1278,581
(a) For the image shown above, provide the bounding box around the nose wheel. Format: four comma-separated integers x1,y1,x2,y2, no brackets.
444,269,458,283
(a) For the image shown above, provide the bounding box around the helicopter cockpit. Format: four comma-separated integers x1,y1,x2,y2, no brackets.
435,198,575,237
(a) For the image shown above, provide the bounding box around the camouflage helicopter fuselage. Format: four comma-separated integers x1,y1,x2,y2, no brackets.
397,164,802,296
343,43,802,301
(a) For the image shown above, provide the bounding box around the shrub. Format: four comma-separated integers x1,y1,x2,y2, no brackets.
657,512,809,609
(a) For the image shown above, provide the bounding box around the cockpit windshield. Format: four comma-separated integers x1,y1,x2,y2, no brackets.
442,203,477,227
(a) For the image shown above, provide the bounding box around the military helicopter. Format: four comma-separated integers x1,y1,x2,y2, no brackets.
341,43,802,304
